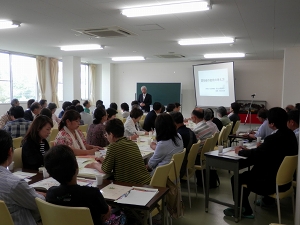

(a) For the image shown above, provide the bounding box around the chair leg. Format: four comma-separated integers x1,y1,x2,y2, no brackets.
239,186,244,220
201,169,205,196
194,173,198,198
292,191,295,219
276,196,281,224
148,211,153,225
254,194,257,213
186,168,191,208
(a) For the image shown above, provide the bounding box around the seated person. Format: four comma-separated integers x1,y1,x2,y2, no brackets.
39,99,47,109
40,108,52,119
216,106,231,126
174,103,181,112
287,109,299,144
203,109,219,135
0,130,45,225
4,106,31,138
246,108,273,140
170,111,197,178
207,108,223,131
26,99,35,110
124,108,147,139
166,103,175,113
131,100,140,110
120,102,130,118
191,108,213,152
146,114,184,175
22,115,53,170
224,107,298,218
83,100,91,114
48,102,61,127
54,110,101,156
87,107,109,147
228,102,240,133
0,107,13,129
58,101,72,118
106,108,118,121
285,104,295,112
143,102,162,132
109,102,118,111
86,119,151,185
11,98,20,107
45,145,111,225
24,102,42,121
72,99,81,106
76,105,93,129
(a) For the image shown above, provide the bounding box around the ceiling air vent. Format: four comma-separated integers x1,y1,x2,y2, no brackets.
156,54,185,59
73,26,136,38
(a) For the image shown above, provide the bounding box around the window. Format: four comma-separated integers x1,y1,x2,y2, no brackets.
81,64,89,100
58,61,63,101
0,52,37,103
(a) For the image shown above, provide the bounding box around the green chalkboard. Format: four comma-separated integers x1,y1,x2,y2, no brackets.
136,83,181,106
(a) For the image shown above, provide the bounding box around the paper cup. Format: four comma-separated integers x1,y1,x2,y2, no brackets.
218,145,223,154
238,140,243,146
95,151,101,158
137,137,141,143
256,137,262,143
43,168,49,178
95,175,103,185
8,161,14,171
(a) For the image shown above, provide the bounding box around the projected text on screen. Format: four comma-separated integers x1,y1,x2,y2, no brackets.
198,69,229,97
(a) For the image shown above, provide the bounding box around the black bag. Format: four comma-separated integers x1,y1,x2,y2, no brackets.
196,169,220,189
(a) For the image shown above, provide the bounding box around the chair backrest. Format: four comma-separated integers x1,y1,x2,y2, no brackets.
169,149,186,182
232,120,241,135
122,118,127,123
211,132,219,150
186,141,201,171
35,198,94,225
12,137,22,149
78,124,88,133
49,128,59,142
218,126,226,145
276,155,298,186
223,122,233,145
49,141,55,148
200,136,214,163
0,200,14,225
13,148,22,169
139,120,145,128
150,160,174,187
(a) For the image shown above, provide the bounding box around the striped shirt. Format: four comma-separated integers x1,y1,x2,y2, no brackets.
101,137,151,185
0,166,44,225
39,142,45,155
192,121,213,153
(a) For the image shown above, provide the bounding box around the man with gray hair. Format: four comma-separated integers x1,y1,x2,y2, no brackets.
204,108,219,134
138,86,152,112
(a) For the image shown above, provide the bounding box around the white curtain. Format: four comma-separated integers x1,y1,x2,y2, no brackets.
89,64,97,105
36,56,46,99
49,58,59,107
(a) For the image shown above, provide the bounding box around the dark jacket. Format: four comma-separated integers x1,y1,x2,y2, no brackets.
23,109,34,121
239,127,298,195
138,93,152,112
22,138,50,170
212,117,223,131
143,110,157,132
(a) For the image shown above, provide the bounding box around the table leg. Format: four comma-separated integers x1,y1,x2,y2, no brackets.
162,195,166,225
205,165,210,212
234,165,239,222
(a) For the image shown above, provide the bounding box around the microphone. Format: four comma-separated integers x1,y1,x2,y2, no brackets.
251,93,256,97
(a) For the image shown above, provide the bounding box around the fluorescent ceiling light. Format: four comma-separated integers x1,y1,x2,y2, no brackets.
112,56,145,61
60,44,102,51
121,1,210,17
204,53,245,58
0,20,21,29
178,37,234,45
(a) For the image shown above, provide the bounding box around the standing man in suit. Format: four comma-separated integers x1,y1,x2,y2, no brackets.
138,86,152,112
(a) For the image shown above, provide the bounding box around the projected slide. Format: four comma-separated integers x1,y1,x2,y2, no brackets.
198,69,229,96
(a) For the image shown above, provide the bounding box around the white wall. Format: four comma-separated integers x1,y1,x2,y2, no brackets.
111,60,283,118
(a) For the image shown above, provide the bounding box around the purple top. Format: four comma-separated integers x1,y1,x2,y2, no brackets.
86,123,109,147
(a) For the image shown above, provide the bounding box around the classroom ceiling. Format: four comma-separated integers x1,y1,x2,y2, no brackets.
0,0,300,64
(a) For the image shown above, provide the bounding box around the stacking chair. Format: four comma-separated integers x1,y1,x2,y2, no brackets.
194,136,214,197
13,147,23,169
139,120,145,129
211,132,219,150
49,141,55,148
78,124,88,133
232,120,241,135
223,122,233,147
122,118,127,123
49,128,59,142
12,137,22,149
0,200,14,225
182,141,201,208
35,198,94,225
169,149,186,183
239,155,298,223
215,126,226,150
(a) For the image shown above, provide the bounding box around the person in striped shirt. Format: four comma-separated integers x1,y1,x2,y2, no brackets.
86,118,151,185
22,115,53,170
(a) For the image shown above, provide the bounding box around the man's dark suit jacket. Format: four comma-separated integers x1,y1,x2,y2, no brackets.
24,109,34,121
138,93,152,112
239,127,298,195
143,110,156,132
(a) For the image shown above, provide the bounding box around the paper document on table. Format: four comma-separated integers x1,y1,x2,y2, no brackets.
30,177,59,190
100,184,133,200
78,168,104,179
115,187,158,206
223,150,247,159
13,171,37,179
